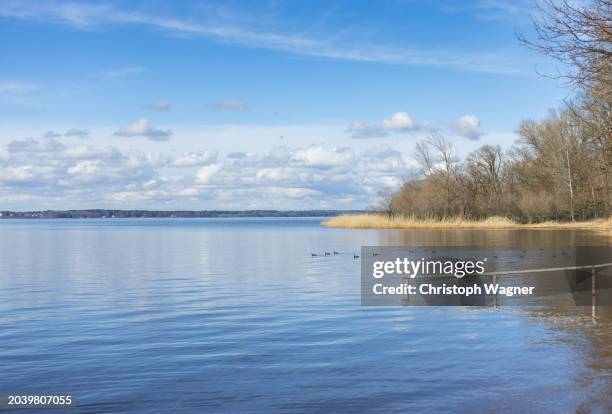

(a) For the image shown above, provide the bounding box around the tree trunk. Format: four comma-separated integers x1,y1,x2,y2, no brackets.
565,147,575,222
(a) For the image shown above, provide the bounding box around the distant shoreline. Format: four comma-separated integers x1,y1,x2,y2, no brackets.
0,209,366,219
322,214,612,233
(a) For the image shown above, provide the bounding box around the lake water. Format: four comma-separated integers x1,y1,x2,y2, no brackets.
0,218,610,413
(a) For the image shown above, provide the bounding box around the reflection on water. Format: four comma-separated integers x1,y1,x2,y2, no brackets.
378,227,612,247
0,219,610,413
520,306,612,414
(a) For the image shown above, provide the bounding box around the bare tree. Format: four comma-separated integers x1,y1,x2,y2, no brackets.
566,93,612,214
414,140,434,176
410,134,462,218
518,0,611,215
428,134,459,217
517,0,612,98
376,187,396,219
466,145,505,213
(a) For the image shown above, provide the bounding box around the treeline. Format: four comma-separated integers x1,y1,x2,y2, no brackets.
391,98,611,222
0,210,363,219
388,0,611,223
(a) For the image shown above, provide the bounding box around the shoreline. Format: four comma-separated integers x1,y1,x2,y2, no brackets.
322,214,612,232
0,209,364,219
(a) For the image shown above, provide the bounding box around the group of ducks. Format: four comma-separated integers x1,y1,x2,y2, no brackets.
311,251,361,259
311,250,437,259
311,248,572,261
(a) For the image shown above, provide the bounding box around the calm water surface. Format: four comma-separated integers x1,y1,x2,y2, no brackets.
0,218,610,413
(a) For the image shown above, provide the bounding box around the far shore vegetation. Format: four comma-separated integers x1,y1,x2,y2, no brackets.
332,1,611,230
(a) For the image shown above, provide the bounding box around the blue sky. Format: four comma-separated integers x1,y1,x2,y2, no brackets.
0,0,570,210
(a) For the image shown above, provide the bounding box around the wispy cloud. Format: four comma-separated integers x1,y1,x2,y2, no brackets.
212,99,248,111
0,81,38,94
347,112,437,139
42,129,89,138
43,130,62,138
64,128,89,138
0,1,524,75
435,0,531,22
145,101,170,111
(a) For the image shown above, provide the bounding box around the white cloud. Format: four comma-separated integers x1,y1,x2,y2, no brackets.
195,164,223,184
292,146,354,167
267,187,322,199
360,145,407,173
212,99,248,111
347,112,422,139
381,112,415,130
173,151,218,167
145,101,170,111
345,122,389,139
348,112,487,140
0,136,412,209
63,145,119,160
67,159,101,176
114,118,173,141
453,115,484,140
0,166,35,183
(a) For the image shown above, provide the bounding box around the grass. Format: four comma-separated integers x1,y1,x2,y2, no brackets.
322,214,612,232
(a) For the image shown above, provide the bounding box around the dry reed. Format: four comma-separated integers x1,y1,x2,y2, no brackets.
322,214,612,232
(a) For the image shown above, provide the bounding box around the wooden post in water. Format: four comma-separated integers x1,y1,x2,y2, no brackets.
591,266,596,323
492,274,497,309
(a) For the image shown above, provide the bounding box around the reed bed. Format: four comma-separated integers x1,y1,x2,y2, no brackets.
322,214,612,232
